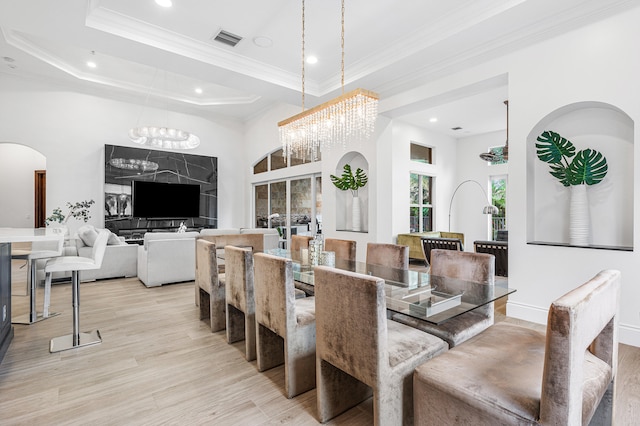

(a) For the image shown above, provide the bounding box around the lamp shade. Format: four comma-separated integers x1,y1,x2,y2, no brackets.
483,205,499,215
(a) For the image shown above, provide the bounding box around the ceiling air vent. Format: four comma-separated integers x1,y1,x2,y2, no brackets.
212,29,243,47
451,126,463,131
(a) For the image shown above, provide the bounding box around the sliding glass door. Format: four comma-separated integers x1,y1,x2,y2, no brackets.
254,174,321,248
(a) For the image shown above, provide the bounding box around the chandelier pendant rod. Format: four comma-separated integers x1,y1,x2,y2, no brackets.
301,0,305,111
341,0,345,95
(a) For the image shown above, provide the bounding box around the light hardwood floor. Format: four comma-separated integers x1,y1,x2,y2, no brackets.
1,262,638,425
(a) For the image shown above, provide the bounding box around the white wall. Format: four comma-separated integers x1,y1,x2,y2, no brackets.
507,8,640,345
0,74,245,235
0,143,46,227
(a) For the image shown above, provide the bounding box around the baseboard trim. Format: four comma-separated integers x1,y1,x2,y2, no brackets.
507,301,640,348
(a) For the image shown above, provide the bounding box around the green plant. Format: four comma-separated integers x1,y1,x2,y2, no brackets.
535,130,608,186
45,199,95,225
330,164,368,197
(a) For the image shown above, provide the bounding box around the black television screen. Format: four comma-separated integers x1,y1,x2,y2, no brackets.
131,181,200,218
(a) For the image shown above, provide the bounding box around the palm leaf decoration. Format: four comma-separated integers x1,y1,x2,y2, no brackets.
566,148,608,185
330,164,368,196
536,130,608,187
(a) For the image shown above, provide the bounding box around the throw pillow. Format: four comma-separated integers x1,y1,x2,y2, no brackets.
107,231,124,245
77,225,98,247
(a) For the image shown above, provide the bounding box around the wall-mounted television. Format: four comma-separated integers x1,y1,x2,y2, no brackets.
131,181,200,218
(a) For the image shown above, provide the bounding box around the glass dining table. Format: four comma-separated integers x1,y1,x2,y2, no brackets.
264,248,515,325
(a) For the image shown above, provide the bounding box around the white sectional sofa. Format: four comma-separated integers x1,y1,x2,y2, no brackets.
35,225,137,284
199,228,279,251
137,231,199,287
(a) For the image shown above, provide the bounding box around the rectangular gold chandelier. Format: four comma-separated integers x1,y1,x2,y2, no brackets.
278,88,379,162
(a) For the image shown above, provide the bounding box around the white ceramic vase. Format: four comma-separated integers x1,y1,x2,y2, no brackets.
569,184,590,246
351,195,361,232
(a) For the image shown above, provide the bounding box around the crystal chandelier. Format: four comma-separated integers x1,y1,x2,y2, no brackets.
128,69,200,150
278,0,379,162
109,158,159,172
128,127,200,150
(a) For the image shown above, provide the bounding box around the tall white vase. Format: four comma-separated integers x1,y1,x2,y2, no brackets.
569,184,590,246
351,195,361,232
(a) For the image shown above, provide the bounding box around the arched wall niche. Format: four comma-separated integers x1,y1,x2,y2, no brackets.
334,151,369,232
526,101,634,249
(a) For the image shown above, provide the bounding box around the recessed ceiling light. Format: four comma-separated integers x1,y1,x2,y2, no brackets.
87,61,97,68
253,36,273,48
195,88,203,94
306,56,318,64
155,0,172,8
429,117,438,123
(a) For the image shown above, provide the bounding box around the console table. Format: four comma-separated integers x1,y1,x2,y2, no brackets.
0,228,64,364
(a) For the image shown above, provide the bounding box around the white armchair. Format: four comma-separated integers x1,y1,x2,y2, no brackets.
137,231,199,287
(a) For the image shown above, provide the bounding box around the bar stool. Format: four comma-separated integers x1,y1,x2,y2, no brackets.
11,233,65,324
45,229,109,353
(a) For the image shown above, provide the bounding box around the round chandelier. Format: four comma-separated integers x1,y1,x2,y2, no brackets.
109,157,159,172
128,126,200,150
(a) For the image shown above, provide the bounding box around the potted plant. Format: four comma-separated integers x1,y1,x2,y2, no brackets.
45,199,96,226
330,164,368,231
535,130,608,245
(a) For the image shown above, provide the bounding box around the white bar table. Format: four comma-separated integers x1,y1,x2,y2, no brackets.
0,228,64,364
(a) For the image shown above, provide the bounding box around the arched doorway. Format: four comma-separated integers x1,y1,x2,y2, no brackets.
0,143,46,227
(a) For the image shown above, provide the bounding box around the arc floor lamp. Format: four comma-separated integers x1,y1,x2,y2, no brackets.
448,180,499,232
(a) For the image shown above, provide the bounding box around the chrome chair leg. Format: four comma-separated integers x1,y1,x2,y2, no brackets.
12,259,59,324
49,271,101,353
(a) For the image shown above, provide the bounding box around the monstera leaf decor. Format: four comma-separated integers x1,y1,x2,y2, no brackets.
535,130,608,186
330,164,368,231
535,130,608,246
330,164,368,197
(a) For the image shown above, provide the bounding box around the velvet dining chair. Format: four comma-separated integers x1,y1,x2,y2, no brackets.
195,238,225,332
314,265,447,425
225,245,256,361
324,238,356,262
391,249,495,348
414,269,620,425
290,235,313,261
366,242,409,270
253,252,316,398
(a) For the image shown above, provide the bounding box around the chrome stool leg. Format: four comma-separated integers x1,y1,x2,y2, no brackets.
12,259,60,324
49,271,101,353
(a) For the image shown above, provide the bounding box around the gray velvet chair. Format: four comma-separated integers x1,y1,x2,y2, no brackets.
290,235,313,261
198,233,264,274
225,246,256,361
314,265,448,425
324,238,356,262
366,242,409,270
414,269,620,426
391,249,495,348
253,252,316,398
195,239,225,332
